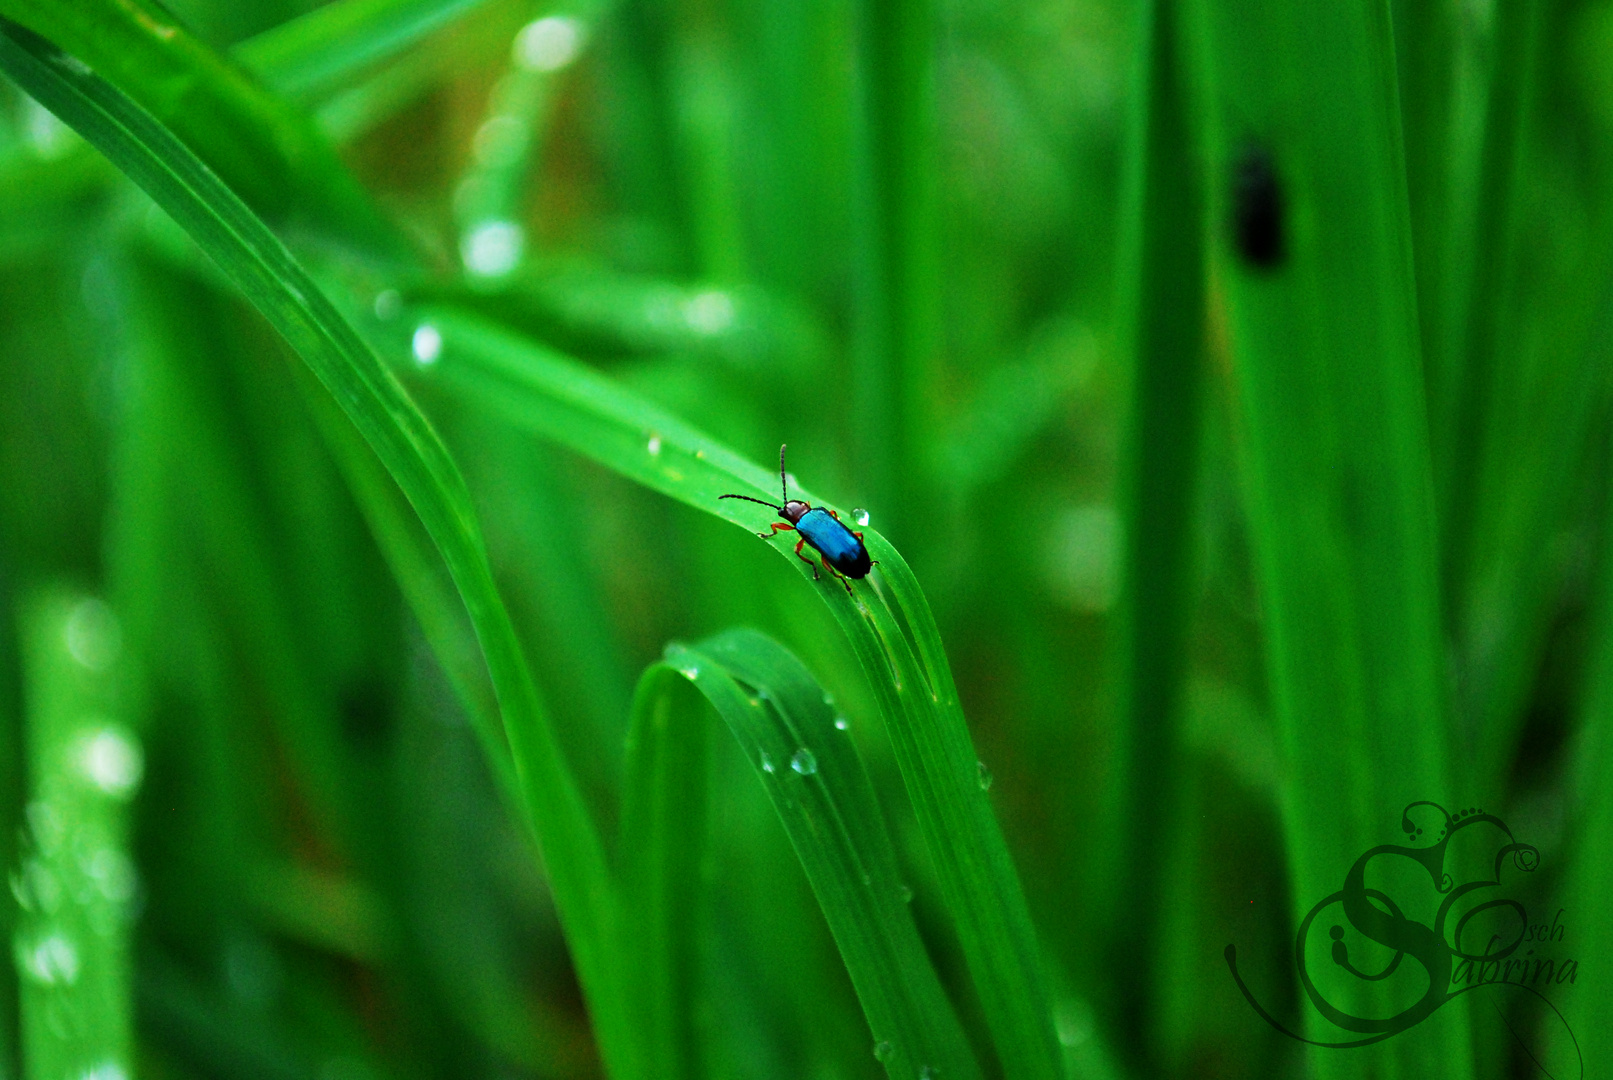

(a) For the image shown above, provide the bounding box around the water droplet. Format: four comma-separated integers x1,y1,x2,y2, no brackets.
873,1040,894,1062
461,220,524,277
822,690,835,706
372,289,401,320
683,289,735,334
677,665,699,680
647,433,662,456
899,884,914,903
412,324,442,365
760,752,775,774
65,598,120,671
694,448,706,459
853,508,870,527
21,934,79,986
24,860,60,914
790,749,817,775
977,761,993,792
514,15,585,72
81,1063,129,1080
78,727,143,798
834,716,849,731
26,802,63,854
472,115,524,167
84,849,136,905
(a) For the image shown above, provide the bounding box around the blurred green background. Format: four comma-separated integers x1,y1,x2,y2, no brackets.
1,0,1612,1077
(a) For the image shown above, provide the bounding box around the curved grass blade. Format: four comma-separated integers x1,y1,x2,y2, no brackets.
0,23,639,1079
0,0,406,260
234,0,495,101
666,628,982,1080
401,307,1062,1077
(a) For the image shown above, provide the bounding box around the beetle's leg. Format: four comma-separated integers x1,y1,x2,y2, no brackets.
757,521,796,540
795,538,819,580
827,508,840,520
852,530,863,541
820,554,854,595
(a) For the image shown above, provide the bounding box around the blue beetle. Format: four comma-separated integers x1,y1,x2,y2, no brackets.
720,445,872,591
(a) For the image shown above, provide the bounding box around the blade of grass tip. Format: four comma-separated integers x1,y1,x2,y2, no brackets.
233,0,497,101
0,0,409,261
386,302,1064,1078
666,629,983,1080
1104,0,1206,1061
1185,0,1464,1070
617,665,711,1080
14,590,140,1080
0,23,637,1079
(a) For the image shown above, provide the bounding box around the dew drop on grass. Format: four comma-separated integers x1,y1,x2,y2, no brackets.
873,1040,894,1062
834,716,849,731
677,664,699,680
853,508,870,527
22,934,79,985
647,433,662,456
760,751,775,774
373,289,401,320
412,324,442,366
977,761,994,792
790,749,817,775
65,598,121,671
79,727,143,798
514,15,585,72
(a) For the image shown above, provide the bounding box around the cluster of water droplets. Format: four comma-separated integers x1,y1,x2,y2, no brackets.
9,598,141,1079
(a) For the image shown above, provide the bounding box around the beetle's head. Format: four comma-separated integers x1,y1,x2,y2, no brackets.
781,500,810,524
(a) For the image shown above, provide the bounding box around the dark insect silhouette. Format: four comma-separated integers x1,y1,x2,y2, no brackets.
1232,145,1285,269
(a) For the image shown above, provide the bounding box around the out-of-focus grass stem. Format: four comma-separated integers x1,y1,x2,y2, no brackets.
1107,0,1204,1063
850,0,938,540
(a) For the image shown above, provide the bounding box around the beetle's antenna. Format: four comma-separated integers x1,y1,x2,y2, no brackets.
719,493,783,510
778,444,789,503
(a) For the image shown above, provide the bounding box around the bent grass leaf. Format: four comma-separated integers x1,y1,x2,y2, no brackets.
663,628,982,1080
400,306,1064,1077
0,23,639,1080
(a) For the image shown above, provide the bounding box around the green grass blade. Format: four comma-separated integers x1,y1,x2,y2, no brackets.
849,0,939,535
668,628,982,1080
0,0,407,259
617,666,711,1080
13,590,139,1080
0,22,638,1078
1567,495,1613,1079
234,0,495,100
399,305,1064,1078
1185,0,1462,1072
1106,0,1205,1057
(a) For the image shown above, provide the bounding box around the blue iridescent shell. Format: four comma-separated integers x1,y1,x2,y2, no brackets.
795,507,872,578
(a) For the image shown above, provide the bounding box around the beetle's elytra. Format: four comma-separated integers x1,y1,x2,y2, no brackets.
720,445,872,592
